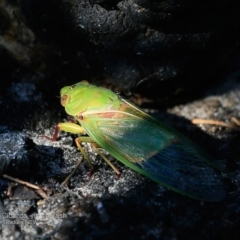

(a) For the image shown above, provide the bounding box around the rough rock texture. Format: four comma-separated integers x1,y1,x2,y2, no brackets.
0,1,240,239
1,68,240,240
1,0,240,101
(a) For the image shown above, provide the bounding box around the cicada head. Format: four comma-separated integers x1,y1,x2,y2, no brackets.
60,81,90,115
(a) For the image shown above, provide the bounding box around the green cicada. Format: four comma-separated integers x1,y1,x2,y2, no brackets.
51,80,226,201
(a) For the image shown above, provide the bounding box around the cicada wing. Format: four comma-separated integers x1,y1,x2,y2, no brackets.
80,105,226,201
132,141,226,201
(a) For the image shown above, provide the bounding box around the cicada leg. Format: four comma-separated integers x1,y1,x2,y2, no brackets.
91,143,121,178
75,137,121,178
62,136,94,185
75,136,95,170
62,136,121,185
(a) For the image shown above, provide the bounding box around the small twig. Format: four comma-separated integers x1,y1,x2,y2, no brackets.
6,184,14,197
3,174,48,199
231,117,240,127
3,174,40,189
191,118,237,128
35,188,48,199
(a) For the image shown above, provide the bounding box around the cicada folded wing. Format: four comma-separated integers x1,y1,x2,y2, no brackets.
79,100,226,201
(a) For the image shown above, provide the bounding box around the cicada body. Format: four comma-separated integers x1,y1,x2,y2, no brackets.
56,81,226,201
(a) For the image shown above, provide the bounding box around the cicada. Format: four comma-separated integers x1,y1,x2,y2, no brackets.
51,80,226,201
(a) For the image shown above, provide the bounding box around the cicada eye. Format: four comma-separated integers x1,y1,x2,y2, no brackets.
60,95,69,106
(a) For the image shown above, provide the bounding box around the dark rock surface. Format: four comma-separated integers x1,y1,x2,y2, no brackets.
0,1,240,239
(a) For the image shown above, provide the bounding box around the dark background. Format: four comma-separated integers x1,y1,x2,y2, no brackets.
1,0,240,239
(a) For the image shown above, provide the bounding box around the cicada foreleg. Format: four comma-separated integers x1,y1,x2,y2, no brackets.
49,122,91,185
62,136,121,185
56,122,121,184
